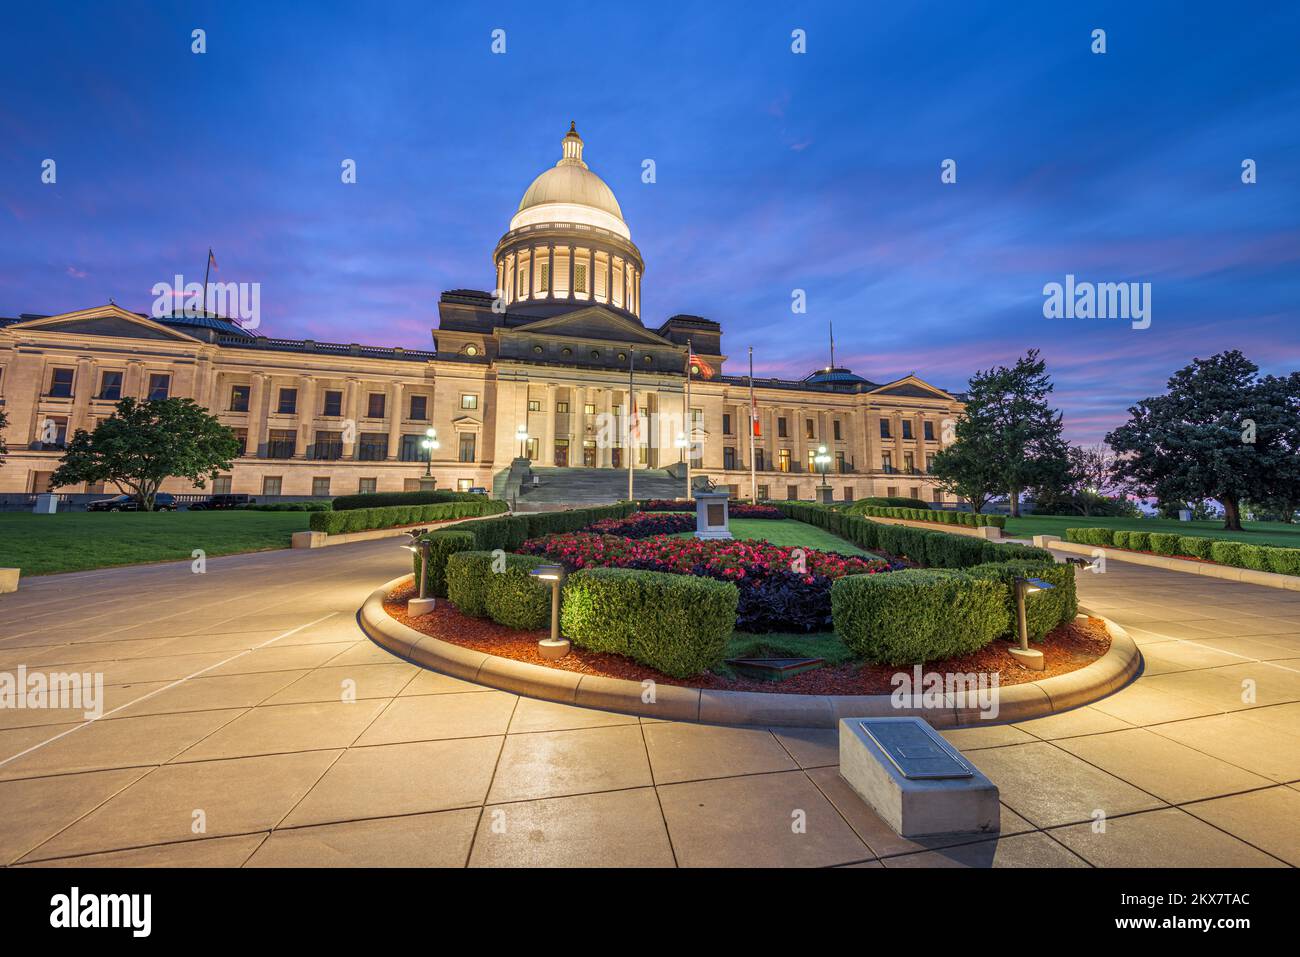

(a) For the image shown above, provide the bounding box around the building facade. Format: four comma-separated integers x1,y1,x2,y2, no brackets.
0,124,964,503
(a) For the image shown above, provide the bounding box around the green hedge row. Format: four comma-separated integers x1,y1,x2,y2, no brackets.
309,498,507,533
967,560,1078,642
412,530,476,598
854,496,931,509
1063,528,1300,577
778,502,1051,568
446,551,552,628
332,489,485,511
560,567,738,677
831,569,1010,664
848,502,1006,529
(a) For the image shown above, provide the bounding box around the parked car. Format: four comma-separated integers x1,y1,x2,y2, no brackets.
467,487,489,495
189,494,255,510
86,493,176,512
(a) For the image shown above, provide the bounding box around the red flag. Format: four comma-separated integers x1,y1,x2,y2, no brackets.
208,249,218,271
751,396,761,437
689,352,714,378
629,399,641,443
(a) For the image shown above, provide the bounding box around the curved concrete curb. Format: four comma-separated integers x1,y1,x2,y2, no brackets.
360,575,1141,728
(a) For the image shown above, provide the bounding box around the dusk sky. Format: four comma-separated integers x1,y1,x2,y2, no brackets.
2,1,1298,443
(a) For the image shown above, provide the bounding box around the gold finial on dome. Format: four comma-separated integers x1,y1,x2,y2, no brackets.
559,120,586,169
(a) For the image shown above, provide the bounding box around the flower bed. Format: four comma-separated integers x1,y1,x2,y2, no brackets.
638,499,783,519
584,511,696,538
517,531,902,632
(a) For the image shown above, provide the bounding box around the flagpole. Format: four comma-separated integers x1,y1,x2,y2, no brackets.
202,248,212,319
684,338,693,500
749,346,757,503
627,350,635,502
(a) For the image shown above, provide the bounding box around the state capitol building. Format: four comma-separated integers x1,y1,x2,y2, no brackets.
0,124,964,504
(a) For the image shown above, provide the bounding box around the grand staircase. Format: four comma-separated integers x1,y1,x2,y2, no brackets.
510,466,688,507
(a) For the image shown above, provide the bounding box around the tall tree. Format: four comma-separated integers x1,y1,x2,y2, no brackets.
50,398,241,510
1106,351,1297,531
928,426,1002,513
932,349,1070,517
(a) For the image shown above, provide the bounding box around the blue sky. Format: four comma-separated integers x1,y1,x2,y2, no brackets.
2,0,1297,441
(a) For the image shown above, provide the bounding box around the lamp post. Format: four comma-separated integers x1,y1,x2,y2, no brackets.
515,424,529,459
1009,576,1054,670
528,563,569,659
675,431,690,499
420,427,439,491
814,444,832,504
402,529,437,616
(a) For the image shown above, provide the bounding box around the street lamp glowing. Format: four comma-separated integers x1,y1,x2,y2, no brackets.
515,424,530,458
814,444,832,502
528,563,569,659
421,427,439,478
1009,575,1056,670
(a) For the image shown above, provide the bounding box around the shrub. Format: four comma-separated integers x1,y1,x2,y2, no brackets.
1127,531,1151,551
831,569,1010,664
332,489,483,511
445,551,495,617
855,496,930,510
464,514,531,551
1238,545,1270,572
1264,547,1300,576
1149,532,1181,556
560,567,738,677
1178,536,1214,560
1112,530,1130,548
485,555,553,629
413,530,476,598
309,498,506,533
967,560,1078,642
1210,540,1247,567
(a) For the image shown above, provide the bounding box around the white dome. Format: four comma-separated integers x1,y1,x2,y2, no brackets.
508,123,630,240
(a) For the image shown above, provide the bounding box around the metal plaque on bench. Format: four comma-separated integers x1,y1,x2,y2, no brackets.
858,719,974,780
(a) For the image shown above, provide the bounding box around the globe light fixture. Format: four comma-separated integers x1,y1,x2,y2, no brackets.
515,423,530,458
528,563,569,659
814,444,833,503
421,427,439,478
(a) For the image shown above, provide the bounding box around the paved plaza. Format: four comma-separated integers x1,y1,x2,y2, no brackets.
1,540,1298,868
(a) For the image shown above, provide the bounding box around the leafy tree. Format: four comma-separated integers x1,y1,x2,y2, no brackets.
1107,352,1299,531
931,349,1070,517
928,427,1001,513
50,398,240,510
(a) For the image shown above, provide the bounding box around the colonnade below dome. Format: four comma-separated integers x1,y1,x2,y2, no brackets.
495,241,641,317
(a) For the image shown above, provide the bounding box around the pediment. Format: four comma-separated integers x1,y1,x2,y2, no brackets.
6,305,201,343
870,375,955,401
504,307,673,347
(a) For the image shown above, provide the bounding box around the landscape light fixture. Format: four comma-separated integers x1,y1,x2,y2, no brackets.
528,563,569,659
421,427,440,478
1009,576,1055,670
402,530,437,616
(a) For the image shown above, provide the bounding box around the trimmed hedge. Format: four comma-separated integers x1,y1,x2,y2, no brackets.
560,567,738,677
778,501,1051,569
309,498,507,534
847,502,1006,529
412,529,476,598
855,496,931,509
831,569,1010,664
445,550,551,627
1063,527,1300,578
332,490,484,511
967,560,1078,642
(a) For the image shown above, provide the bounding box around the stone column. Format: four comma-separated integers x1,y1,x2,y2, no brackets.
567,245,575,302
246,373,266,457
542,383,556,465
71,357,94,433
600,387,614,467
386,380,404,459
296,376,316,458
547,245,555,300
343,377,359,458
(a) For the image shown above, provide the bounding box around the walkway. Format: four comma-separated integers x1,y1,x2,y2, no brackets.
0,542,1296,867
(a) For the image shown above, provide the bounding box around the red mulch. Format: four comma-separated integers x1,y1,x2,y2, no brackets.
384,583,1110,695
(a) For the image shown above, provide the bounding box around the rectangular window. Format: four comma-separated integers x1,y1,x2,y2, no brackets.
554,439,569,466
232,428,248,456
458,433,476,462
722,413,732,435
409,395,428,420
902,420,914,440
312,477,330,497
40,416,69,449
48,368,74,398
359,478,377,494
461,394,478,410
833,420,842,441
147,374,170,400
538,262,550,294
323,390,343,417
526,437,539,460
367,393,386,418
843,486,854,502
836,451,846,473
904,452,915,473
910,486,921,501
399,434,424,462
457,478,473,492
358,433,388,461
923,420,935,441
267,429,296,459
778,449,791,473
754,448,765,472
882,452,893,472
887,486,898,498
757,484,770,501
723,447,736,470
787,484,799,501
262,476,282,496
880,419,892,439
230,385,250,412
805,418,815,440
807,449,818,472
528,399,541,412
556,401,570,414
927,454,936,472
98,371,123,400
278,388,297,415
313,431,344,460
213,475,232,494
777,417,788,438
584,403,596,415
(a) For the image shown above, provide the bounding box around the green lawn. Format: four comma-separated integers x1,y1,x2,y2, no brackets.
0,510,311,576
672,517,876,556
1004,513,1300,548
